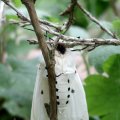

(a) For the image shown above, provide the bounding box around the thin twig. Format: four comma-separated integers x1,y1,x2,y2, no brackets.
60,0,77,33
2,0,120,51
82,53,90,75
110,0,119,17
40,25,120,43
10,20,120,49
27,39,120,47
2,0,30,22
1,0,62,31
71,45,89,51
77,2,118,39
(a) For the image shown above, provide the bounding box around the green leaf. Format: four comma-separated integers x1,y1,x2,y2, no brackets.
0,64,12,89
3,100,30,119
85,54,120,120
84,0,109,17
103,54,120,79
88,46,120,73
6,15,19,20
35,0,68,18
6,40,36,57
74,6,89,28
11,0,22,7
0,57,39,119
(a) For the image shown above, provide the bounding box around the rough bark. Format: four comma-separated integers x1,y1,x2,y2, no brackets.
21,0,57,120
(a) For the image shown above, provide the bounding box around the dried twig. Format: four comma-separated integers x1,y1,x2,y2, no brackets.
1,0,61,31
3,0,119,46
27,38,120,47
60,0,77,32
10,19,120,51
110,0,119,16
40,25,120,44
77,2,118,39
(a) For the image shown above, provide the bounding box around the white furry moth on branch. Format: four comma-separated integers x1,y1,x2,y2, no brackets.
31,43,89,120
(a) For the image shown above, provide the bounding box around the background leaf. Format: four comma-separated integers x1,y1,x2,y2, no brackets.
85,54,120,120
88,46,120,73
0,57,39,119
11,0,22,8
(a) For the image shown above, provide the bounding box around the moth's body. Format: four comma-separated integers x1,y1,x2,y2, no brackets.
31,45,89,120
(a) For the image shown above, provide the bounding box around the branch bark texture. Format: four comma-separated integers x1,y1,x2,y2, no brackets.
21,0,57,120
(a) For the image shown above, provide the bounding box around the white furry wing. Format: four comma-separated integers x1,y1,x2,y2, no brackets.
31,51,89,120
31,60,49,120
55,51,89,120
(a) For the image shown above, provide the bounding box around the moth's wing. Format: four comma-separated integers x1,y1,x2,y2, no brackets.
31,51,89,120
70,73,89,120
58,51,89,120
65,71,89,119
69,52,89,119
31,58,49,120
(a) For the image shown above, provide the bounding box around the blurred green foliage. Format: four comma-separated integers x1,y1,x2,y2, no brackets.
0,0,120,120
0,57,37,119
85,54,120,120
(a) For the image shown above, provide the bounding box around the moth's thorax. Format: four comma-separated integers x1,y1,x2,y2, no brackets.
55,50,76,74
56,43,66,54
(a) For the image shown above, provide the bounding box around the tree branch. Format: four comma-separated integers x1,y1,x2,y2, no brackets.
27,38,120,47
77,2,118,39
40,25,120,44
60,0,77,33
1,0,62,31
10,20,120,50
20,0,57,120
3,0,119,42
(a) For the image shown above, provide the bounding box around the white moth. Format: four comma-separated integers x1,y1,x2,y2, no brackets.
31,44,89,120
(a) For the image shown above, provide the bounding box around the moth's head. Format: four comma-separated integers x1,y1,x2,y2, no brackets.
56,43,66,54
